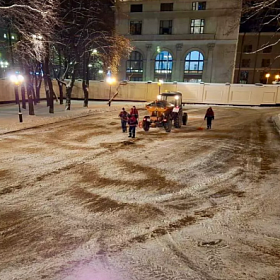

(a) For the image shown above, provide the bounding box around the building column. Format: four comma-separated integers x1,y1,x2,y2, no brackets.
204,43,215,83
145,44,152,81
173,44,183,82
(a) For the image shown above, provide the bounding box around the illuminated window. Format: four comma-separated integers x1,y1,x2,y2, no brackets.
154,51,173,81
184,51,204,82
192,2,206,10
185,51,204,73
126,51,143,81
190,19,205,34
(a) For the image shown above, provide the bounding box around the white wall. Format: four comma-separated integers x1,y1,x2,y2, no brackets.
1,80,280,106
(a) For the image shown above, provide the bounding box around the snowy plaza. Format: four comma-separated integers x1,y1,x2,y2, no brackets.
0,101,280,280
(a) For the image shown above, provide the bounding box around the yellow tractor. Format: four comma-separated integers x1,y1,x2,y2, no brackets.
142,92,186,132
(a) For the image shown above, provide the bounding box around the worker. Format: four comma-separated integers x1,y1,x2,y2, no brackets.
130,106,138,118
128,114,138,138
204,107,214,129
119,108,128,133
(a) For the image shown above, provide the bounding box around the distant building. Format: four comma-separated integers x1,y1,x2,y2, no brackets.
234,33,280,84
115,0,242,83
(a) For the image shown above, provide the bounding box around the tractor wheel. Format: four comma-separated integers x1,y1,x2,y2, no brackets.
174,110,182,128
163,116,172,132
143,120,150,131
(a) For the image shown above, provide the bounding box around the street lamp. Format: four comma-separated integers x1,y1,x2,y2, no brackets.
275,74,280,81
10,74,24,122
106,76,116,100
265,73,270,84
158,79,163,95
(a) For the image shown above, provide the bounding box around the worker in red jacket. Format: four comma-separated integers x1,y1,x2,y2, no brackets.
204,107,214,129
128,114,138,138
130,106,138,118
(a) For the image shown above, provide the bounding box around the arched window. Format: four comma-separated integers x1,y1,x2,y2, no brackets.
126,51,143,81
154,51,173,82
184,51,204,82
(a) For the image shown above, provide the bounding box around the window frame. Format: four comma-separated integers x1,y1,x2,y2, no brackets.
126,51,144,73
192,1,206,10
160,3,173,11
155,51,173,74
159,20,173,35
261,59,270,68
243,45,253,53
184,51,204,74
240,71,249,84
130,21,142,35
190,19,205,34
130,4,143,13
263,46,272,53
241,59,251,68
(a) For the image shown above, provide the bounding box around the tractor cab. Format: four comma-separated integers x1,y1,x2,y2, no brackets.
157,92,182,108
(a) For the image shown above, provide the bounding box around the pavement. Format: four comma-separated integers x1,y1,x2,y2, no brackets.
0,100,145,135
1,100,280,136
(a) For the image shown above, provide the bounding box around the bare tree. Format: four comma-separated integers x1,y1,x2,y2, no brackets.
0,0,58,114
54,0,132,110
242,0,280,50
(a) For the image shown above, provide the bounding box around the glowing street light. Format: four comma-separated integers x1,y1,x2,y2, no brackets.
275,74,280,81
106,76,116,100
10,74,25,122
158,79,163,95
265,73,270,84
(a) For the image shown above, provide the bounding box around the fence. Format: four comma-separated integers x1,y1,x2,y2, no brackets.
1,79,280,106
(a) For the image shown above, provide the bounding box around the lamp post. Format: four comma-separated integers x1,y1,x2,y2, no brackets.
10,74,24,122
265,73,270,84
158,79,163,95
106,76,116,100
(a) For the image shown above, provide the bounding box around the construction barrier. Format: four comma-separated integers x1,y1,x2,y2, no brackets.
1,79,280,106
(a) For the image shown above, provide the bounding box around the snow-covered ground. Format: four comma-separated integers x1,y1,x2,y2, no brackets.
0,101,280,280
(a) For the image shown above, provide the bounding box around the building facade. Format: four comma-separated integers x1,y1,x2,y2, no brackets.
234,32,280,84
115,0,242,83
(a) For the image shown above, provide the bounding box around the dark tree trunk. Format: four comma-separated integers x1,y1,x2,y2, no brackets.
21,85,26,109
57,80,64,105
82,80,89,107
82,52,90,107
58,49,64,104
43,43,56,113
25,69,35,115
44,77,50,107
35,63,42,103
35,75,42,104
65,62,78,111
32,75,37,106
